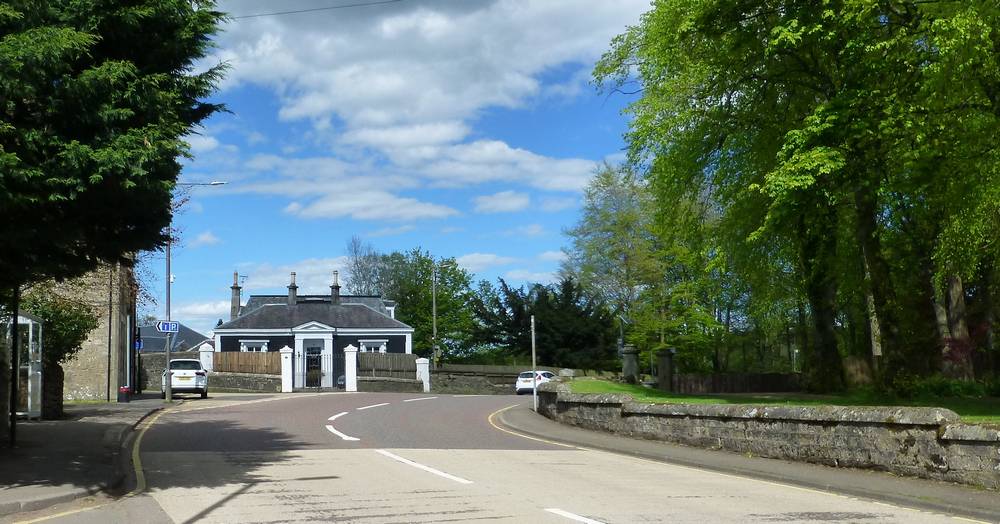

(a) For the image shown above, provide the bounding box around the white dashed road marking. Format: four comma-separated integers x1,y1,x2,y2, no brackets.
544,508,607,524
356,402,390,410
375,449,473,484
403,396,437,402
325,411,360,441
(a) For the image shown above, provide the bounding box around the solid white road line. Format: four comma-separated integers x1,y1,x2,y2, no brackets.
375,449,473,484
325,411,360,441
402,396,437,402
544,508,607,524
356,402,390,410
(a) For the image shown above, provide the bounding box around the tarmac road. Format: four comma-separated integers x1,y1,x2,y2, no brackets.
10,392,983,524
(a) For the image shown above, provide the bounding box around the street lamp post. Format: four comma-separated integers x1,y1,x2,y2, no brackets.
164,181,225,402
431,268,438,369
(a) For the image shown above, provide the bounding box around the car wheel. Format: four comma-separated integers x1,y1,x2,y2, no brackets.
160,391,166,399
201,388,208,399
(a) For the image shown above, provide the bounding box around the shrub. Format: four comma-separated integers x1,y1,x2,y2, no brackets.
888,374,987,399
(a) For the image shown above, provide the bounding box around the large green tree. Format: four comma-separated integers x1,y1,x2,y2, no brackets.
595,0,1000,390
1,0,224,443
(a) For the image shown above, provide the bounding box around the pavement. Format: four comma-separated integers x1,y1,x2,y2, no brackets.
496,404,1000,523
0,393,166,518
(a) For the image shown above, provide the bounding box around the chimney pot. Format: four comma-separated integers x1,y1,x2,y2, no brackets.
331,270,341,304
288,271,298,305
230,270,242,320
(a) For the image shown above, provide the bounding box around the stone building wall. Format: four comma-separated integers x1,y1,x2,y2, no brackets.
537,382,1000,490
58,264,136,401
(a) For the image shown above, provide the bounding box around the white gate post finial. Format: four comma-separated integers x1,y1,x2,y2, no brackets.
344,344,358,392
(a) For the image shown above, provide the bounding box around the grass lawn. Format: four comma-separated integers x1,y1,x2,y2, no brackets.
568,379,1000,425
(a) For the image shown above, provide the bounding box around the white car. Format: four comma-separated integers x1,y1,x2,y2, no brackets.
515,370,556,395
161,359,209,399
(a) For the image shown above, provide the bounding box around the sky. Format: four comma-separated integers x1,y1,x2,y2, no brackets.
147,0,652,336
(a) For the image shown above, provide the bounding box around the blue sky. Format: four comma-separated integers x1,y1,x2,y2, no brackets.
145,0,651,335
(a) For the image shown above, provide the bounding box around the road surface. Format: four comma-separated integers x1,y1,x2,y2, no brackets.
10,393,975,523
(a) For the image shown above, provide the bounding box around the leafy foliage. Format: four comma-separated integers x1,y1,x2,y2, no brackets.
470,277,617,370
0,0,226,290
21,283,99,367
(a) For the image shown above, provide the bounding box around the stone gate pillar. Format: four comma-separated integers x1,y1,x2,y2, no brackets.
622,344,640,384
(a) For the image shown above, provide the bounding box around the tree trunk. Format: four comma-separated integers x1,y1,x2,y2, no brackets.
0,296,10,447
942,275,975,380
800,214,845,392
854,188,900,361
42,363,64,420
984,264,997,377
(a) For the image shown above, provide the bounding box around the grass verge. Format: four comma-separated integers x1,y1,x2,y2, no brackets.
568,379,1000,424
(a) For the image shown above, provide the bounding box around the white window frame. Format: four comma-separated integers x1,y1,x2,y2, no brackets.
358,338,389,353
239,339,269,352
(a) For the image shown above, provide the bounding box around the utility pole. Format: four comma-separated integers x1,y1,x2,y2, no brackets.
531,315,537,412
164,236,172,402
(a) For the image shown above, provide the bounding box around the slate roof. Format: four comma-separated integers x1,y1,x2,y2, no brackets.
138,323,210,352
217,303,412,331
241,294,394,316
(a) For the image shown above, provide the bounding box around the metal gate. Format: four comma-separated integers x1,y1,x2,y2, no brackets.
293,349,347,390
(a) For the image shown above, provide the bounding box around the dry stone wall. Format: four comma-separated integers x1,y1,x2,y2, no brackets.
537,382,1000,490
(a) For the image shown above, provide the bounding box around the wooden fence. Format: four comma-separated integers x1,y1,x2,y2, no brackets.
214,352,282,375
358,352,417,379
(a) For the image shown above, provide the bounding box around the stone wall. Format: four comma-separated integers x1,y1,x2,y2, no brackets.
137,351,198,391
431,372,516,395
358,377,423,393
537,382,1000,490
210,372,280,393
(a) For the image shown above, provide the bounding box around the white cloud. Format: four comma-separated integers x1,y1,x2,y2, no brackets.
474,190,530,213
247,131,267,145
505,224,545,237
240,257,349,294
173,300,231,336
456,252,517,273
200,0,642,202
540,196,577,212
189,231,220,248
539,250,567,263
504,269,555,284
288,191,458,221
186,133,220,153
366,225,416,238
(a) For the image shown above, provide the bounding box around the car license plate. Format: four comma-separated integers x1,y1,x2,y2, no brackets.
178,376,191,381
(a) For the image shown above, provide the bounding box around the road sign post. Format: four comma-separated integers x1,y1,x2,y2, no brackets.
156,320,179,402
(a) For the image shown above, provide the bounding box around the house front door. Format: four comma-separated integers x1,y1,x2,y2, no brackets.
305,346,323,387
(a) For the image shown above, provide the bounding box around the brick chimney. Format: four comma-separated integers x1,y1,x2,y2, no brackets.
331,270,341,305
230,271,241,320
288,272,298,305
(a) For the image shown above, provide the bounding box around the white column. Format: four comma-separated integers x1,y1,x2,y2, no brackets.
280,346,294,393
344,344,358,392
415,357,430,393
404,333,412,354
213,333,222,352
321,334,334,388
199,342,214,371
